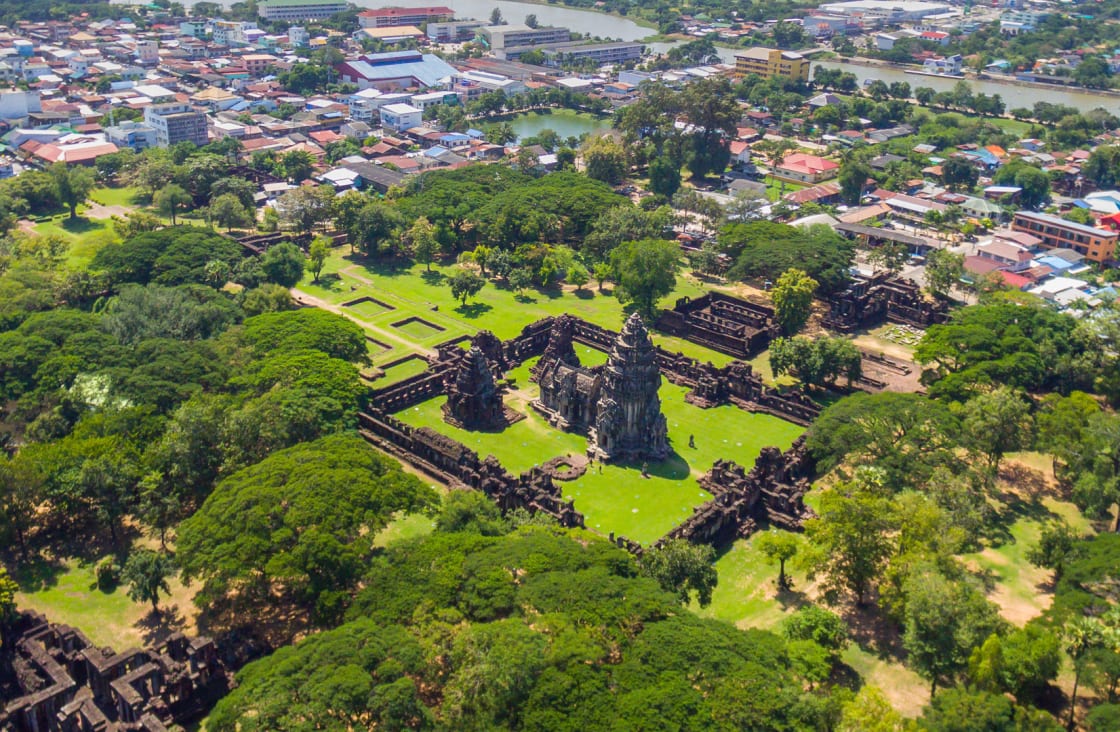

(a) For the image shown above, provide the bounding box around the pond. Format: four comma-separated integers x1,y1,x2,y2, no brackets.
505,109,611,142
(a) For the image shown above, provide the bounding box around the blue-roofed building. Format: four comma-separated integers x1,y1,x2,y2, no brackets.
1036,254,1076,272
338,50,457,92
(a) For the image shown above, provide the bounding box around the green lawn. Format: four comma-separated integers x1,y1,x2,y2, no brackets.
31,215,118,269
89,185,143,208
299,250,712,372
396,354,803,544
765,176,806,202
12,548,197,649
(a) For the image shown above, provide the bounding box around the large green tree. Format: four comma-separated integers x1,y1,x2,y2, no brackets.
177,434,439,622
609,238,678,318
50,162,96,220
771,268,817,335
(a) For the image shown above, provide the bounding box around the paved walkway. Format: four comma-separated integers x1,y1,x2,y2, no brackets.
290,287,437,359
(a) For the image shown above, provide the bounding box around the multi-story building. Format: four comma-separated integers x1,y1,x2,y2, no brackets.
427,20,486,42
816,0,953,25
358,6,454,28
143,102,209,148
379,102,422,132
541,41,643,67
734,47,810,81
453,69,527,98
482,24,571,59
135,40,159,64
1000,10,1049,35
180,19,206,38
1012,211,1118,263
105,120,158,151
241,53,281,74
258,0,349,21
212,21,256,47
288,26,310,47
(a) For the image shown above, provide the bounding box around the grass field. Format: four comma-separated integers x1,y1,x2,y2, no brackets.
298,249,725,374
396,353,803,544
89,185,143,208
765,176,806,202
13,542,197,649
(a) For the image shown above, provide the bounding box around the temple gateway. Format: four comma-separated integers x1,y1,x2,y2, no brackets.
534,313,670,463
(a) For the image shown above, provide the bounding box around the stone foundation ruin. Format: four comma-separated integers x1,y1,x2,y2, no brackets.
0,611,251,732
823,271,950,333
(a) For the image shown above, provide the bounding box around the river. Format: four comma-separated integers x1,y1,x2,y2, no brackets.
218,0,1120,111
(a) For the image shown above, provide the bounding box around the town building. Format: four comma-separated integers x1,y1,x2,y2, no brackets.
734,47,810,81
541,42,644,67
773,152,839,183
105,120,158,150
482,24,572,60
358,6,454,28
379,102,422,132
288,26,310,47
143,102,209,147
337,50,458,91
816,0,953,24
427,20,486,42
1012,210,1118,263
258,0,349,21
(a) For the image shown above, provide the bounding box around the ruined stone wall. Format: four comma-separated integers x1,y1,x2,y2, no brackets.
358,411,584,528
656,292,777,359
823,272,949,333
1,611,233,732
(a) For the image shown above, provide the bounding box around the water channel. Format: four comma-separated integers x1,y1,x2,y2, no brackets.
219,0,1120,112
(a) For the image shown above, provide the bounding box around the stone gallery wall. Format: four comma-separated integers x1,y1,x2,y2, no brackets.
361,307,823,555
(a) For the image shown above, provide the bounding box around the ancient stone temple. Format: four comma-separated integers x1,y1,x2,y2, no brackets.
588,313,670,463
442,346,520,430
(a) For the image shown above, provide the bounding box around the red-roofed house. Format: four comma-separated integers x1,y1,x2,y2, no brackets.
998,270,1032,290
773,152,840,184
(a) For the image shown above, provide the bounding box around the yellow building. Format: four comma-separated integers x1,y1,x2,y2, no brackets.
734,47,810,82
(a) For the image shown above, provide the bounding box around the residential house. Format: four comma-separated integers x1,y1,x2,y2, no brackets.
773,152,839,184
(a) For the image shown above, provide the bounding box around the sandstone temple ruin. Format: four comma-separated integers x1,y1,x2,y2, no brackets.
533,313,669,463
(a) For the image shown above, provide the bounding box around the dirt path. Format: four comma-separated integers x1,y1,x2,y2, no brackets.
82,202,131,220
290,287,436,358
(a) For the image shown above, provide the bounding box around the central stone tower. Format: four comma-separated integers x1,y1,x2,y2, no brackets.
588,313,670,463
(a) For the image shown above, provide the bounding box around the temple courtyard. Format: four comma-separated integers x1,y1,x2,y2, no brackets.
396,349,804,544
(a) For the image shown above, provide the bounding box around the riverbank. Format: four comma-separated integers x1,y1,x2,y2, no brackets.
822,55,1120,99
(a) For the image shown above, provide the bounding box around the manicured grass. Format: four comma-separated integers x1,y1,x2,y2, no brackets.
378,356,430,385
298,250,712,371
396,355,804,544
31,215,118,270
765,176,806,202
988,117,1034,137
373,511,437,548
89,185,143,208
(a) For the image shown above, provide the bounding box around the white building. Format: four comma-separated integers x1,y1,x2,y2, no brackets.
105,120,158,151
0,90,40,120
135,40,159,65
816,0,953,24
257,0,349,21
213,21,256,47
379,102,422,133
287,26,310,47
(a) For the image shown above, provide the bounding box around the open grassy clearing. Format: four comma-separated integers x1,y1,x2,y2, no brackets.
396,353,802,544
696,530,932,716
297,248,718,371
964,451,1095,626
13,539,198,650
